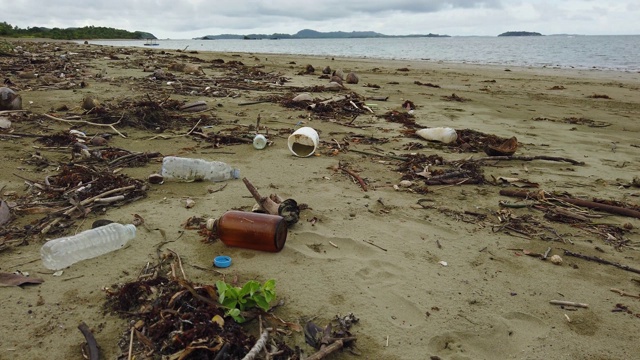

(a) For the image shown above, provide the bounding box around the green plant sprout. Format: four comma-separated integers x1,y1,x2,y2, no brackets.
215,279,276,323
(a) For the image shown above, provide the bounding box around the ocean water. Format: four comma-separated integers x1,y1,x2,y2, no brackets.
85,35,640,72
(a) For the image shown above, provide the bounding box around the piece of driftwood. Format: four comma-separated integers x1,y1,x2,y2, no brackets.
339,165,367,191
464,155,584,165
563,249,640,275
549,300,589,308
242,329,270,360
78,322,100,360
44,113,126,138
306,340,344,360
610,288,640,299
242,177,279,215
499,189,640,219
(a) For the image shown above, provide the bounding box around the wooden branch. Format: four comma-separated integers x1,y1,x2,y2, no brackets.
499,189,640,219
563,249,640,275
242,178,279,215
44,113,126,138
306,339,344,360
242,329,270,360
77,322,99,360
610,288,640,299
339,165,367,191
549,300,589,308
464,155,584,165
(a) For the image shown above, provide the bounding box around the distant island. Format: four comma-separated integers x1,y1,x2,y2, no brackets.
196,29,450,40
498,31,543,37
0,22,155,40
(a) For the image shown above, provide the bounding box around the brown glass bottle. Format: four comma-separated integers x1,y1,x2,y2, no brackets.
215,211,288,252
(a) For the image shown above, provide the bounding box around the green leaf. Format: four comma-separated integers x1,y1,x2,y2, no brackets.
226,308,245,323
222,298,237,310
254,296,270,311
216,281,228,305
226,286,240,299
239,280,260,297
263,279,276,292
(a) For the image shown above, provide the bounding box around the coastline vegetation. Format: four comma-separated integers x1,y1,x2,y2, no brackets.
0,22,155,40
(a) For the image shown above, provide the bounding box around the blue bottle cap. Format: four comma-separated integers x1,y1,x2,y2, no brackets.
214,255,232,268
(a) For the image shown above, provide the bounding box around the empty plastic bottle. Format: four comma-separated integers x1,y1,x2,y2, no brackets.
161,156,240,182
40,223,136,270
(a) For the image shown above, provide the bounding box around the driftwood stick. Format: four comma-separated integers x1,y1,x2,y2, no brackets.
306,339,344,360
499,189,640,219
241,329,270,360
78,322,100,360
242,178,280,215
44,113,126,138
549,300,589,308
127,326,135,360
339,165,368,191
563,249,640,275
465,155,584,165
347,149,408,161
610,288,640,299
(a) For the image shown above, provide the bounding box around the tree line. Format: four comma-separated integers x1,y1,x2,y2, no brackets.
0,22,155,40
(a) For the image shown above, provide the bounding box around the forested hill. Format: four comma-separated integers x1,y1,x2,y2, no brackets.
199,29,449,40
0,22,155,40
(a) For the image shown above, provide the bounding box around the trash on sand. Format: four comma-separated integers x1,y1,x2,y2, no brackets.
416,127,458,144
288,126,319,157
161,156,240,182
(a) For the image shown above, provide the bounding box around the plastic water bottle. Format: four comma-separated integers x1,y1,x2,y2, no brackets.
40,223,136,270
161,156,240,182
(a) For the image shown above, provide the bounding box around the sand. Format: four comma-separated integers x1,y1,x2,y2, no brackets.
1,39,640,360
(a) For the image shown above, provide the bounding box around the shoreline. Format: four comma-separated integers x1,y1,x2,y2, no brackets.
1,39,639,359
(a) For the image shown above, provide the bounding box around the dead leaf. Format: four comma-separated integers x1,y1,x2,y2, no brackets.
0,272,44,287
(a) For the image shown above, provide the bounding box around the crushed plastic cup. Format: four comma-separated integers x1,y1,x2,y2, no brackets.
287,126,319,157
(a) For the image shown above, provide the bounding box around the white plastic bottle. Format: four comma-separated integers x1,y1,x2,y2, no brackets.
40,223,136,270
161,156,240,182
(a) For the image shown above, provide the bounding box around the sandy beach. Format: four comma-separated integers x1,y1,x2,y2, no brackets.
1,39,640,360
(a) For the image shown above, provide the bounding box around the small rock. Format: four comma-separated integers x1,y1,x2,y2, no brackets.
184,198,195,209
346,72,359,84
82,96,99,111
90,136,108,146
292,93,313,102
0,116,11,129
0,87,22,110
322,66,331,74
550,255,563,265
305,64,315,74
332,69,344,80
399,180,413,188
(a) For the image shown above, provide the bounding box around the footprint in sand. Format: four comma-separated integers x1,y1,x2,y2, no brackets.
427,312,548,359
354,260,427,329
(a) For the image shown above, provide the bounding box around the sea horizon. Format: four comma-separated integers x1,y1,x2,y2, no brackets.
85,35,640,72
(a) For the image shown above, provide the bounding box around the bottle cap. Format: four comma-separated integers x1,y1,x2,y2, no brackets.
214,255,232,268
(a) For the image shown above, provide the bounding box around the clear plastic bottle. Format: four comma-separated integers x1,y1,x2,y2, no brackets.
161,156,240,182
40,223,136,270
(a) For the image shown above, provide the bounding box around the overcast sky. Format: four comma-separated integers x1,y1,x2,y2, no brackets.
2,0,638,38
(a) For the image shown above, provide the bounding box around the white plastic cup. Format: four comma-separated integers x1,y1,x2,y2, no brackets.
253,134,267,150
287,127,319,157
